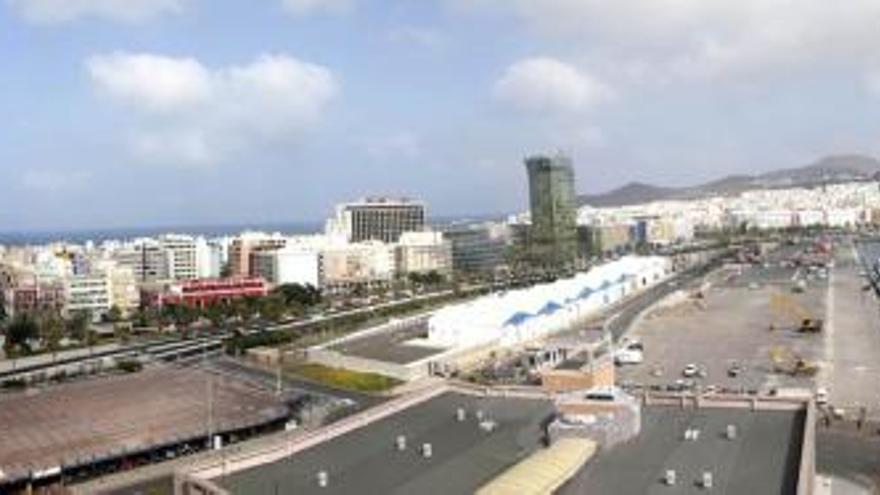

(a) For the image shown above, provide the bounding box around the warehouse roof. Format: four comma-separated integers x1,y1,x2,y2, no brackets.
558,404,806,495
219,393,555,495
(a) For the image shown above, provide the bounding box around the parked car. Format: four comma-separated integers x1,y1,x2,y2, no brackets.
727,362,743,377
682,363,700,378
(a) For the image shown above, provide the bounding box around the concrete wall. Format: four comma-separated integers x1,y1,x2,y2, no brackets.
541,360,615,394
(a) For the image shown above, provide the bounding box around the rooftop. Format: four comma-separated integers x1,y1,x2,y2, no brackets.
218,392,554,495
559,404,805,494
0,367,288,485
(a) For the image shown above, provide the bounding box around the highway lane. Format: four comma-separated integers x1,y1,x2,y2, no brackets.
0,285,488,382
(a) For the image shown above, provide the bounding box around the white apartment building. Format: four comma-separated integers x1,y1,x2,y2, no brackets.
160,234,205,281
64,273,112,320
252,248,321,287
198,239,227,279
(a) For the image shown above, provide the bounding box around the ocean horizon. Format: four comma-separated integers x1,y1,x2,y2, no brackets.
0,214,506,246
0,221,324,246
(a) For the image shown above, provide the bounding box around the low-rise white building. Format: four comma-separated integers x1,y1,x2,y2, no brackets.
425,256,670,350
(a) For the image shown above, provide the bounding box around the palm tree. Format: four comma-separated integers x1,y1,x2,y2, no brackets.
114,322,131,344
85,327,99,356
42,314,64,364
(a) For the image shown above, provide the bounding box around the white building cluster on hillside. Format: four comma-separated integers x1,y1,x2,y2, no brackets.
575,181,880,253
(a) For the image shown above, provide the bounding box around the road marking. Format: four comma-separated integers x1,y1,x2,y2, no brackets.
818,247,837,393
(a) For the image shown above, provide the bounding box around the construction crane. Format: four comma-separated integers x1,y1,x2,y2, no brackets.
769,346,819,376
769,292,823,333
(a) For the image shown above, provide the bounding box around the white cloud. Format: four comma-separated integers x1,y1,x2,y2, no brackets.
87,52,339,166
363,131,422,160
8,0,186,24
460,0,880,83
281,0,352,16
387,26,447,50
21,169,90,191
87,53,211,113
492,57,612,113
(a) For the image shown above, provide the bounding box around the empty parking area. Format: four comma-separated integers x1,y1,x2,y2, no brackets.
0,367,288,484
327,319,446,365
617,262,827,392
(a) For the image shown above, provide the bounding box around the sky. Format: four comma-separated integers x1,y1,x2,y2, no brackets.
4,0,880,231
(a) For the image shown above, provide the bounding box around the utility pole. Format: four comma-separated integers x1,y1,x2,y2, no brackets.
276,347,283,397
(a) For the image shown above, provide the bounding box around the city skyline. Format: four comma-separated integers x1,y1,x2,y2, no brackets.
7,1,880,231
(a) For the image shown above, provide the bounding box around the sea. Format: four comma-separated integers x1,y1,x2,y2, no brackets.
0,221,323,246
0,214,505,246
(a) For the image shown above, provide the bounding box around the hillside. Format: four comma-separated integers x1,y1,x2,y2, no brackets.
577,154,880,207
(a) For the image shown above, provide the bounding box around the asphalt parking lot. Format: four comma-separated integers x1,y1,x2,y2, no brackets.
617,258,827,393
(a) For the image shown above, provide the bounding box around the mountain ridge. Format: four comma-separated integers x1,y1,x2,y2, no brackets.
577,154,880,207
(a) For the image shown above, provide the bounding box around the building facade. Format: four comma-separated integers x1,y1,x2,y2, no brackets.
395,231,453,275
320,241,396,290
159,234,205,281
251,248,321,287
113,239,168,284
64,273,112,320
525,154,578,267
143,277,268,309
442,223,509,273
228,233,287,278
330,198,426,243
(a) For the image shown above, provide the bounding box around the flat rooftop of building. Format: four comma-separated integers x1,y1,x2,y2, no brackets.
559,404,806,495
218,393,554,495
0,367,287,484
327,319,447,365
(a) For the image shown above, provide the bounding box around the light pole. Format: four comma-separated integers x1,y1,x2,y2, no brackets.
204,340,214,451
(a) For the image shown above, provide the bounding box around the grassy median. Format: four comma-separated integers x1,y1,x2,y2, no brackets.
288,363,401,393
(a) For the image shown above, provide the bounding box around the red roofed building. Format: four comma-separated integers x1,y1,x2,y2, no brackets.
143,277,268,309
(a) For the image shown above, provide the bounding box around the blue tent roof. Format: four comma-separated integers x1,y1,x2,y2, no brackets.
503,311,533,327
578,286,594,299
538,301,563,316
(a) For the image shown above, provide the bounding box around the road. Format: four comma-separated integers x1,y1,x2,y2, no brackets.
0,285,488,383
605,256,723,340
820,240,880,413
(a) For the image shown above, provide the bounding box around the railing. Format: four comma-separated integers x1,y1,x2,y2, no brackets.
182,383,450,482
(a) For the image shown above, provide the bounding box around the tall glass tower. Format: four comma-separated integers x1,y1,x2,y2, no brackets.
525,154,578,267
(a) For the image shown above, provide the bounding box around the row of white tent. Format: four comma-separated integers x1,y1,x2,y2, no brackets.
425,256,671,349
